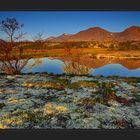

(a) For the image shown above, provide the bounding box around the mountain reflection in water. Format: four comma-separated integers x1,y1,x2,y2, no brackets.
23,57,140,77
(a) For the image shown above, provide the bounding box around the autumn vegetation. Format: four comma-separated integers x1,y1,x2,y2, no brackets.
0,18,44,75
0,18,140,75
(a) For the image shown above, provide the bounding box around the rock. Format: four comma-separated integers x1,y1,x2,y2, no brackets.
120,82,135,90
131,117,140,128
70,76,93,83
70,113,80,120
92,103,108,114
65,88,73,94
102,124,117,129
48,114,71,128
108,100,121,107
137,83,140,86
0,89,4,94
88,88,97,92
6,76,16,80
75,117,101,129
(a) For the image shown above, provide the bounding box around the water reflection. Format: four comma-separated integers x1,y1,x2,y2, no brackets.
27,58,42,70
61,48,92,75
92,64,140,77
62,61,91,75
23,58,64,74
23,57,140,77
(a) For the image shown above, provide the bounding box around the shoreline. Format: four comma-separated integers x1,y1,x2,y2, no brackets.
0,72,140,78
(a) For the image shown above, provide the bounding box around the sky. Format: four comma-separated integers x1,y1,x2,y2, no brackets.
0,11,140,40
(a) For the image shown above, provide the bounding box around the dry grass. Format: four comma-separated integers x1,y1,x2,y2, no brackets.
4,48,140,60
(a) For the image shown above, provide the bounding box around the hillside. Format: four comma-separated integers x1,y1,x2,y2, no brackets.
46,26,140,42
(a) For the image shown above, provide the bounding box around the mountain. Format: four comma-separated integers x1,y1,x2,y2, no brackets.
0,39,7,45
46,26,140,42
113,26,140,42
68,27,112,41
60,57,140,70
0,39,6,43
46,33,72,42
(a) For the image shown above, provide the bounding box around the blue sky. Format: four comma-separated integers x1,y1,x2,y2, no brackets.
0,11,140,40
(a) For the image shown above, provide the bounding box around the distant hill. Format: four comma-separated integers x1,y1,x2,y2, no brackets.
0,39,7,47
0,39,6,43
46,26,140,42
47,33,72,42
112,26,140,42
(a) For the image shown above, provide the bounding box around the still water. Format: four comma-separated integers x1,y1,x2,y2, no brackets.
22,58,140,77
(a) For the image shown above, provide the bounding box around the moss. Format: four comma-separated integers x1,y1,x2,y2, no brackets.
76,98,96,106
0,103,5,109
97,82,115,89
68,82,81,89
97,118,104,129
21,111,48,127
132,94,140,103
44,103,68,117
90,82,117,105
123,77,140,84
68,81,97,89
78,81,97,88
82,112,91,118
75,108,85,113
22,82,63,90
59,79,70,87
113,119,135,129
45,95,59,102
1,73,140,129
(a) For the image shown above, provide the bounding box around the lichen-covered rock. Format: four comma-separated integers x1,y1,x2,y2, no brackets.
0,74,140,129
74,117,101,129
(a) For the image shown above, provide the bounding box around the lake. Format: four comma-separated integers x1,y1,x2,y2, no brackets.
22,57,140,77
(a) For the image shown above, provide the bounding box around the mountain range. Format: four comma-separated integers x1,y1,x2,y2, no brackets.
46,26,140,42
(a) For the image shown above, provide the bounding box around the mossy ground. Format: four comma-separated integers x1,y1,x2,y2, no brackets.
0,73,140,129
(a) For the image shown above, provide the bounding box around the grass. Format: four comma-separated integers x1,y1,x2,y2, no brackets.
9,48,140,59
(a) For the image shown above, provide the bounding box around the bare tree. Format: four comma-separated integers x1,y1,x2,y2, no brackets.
33,32,45,49
24,32,46,71
0,18,31,75
0,18,24,43
33,32,44,42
